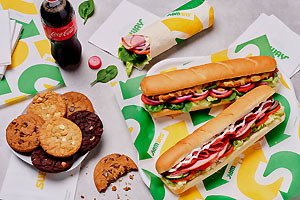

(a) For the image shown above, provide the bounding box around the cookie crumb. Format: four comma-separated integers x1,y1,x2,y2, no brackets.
80,195,84,199
127,182,131,185
117,194,120,199
85,172,88,175
123,186,131,191
94,198,96,200
119,179,122,182
112,186,117,191
70,174,73,176
129,174,134,180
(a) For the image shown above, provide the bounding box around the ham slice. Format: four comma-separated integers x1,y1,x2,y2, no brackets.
121,35,146,50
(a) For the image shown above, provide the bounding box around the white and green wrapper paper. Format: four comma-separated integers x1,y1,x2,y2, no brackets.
114,35,300,200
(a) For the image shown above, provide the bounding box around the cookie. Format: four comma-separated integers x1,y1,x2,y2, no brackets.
67,111,103,153
31,148,73,173
93,154,138,193
6,114,44,153
39,117,82,157
27,91,66,121
62,91,94,117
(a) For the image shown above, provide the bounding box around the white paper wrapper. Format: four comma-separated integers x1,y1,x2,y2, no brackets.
114,35,300,200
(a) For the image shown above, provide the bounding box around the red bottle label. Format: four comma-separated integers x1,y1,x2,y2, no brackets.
42,16,77,41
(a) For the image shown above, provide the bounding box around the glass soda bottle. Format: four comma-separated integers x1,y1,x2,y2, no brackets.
40,0,82,70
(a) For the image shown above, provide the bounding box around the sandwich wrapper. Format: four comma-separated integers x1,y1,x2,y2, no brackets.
231,13,300,78
114,35,300,200
0,155,80,200
89,0,214,69
0,10,12,66
0,2,65,108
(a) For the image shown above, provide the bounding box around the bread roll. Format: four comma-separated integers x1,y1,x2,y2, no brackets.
141,56,277,97
156,85,276,174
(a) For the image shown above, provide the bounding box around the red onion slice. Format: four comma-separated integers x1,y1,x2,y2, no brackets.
257,82,269,85
238,83,252,88
137,44,150,54
258,113,265,120
144,96,162,105
211,89,229,95
268,100,279,110
175,94,193,101
194,90,209,96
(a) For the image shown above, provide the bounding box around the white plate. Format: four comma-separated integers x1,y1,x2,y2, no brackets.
11,101,91,173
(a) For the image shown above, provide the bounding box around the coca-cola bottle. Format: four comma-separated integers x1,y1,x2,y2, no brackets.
40,0,82,70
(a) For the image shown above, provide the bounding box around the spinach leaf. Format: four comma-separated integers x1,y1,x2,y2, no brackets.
211,99,221,104
78,0,94,24
181,101,193,113
205,84,218,90
90,65,118,86
145,104,164,113
222,91,237,101
118,46,134,62
166,102,185,110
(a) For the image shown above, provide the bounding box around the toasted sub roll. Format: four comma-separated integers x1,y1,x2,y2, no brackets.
140,56,279,117
155,85,285,194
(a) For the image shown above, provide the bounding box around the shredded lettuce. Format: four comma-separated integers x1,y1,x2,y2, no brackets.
192,99,212,107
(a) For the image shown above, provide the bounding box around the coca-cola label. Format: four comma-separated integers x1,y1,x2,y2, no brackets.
42,16,77,41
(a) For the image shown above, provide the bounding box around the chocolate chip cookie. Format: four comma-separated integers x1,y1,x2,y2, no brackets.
6,114,44,153
93,154,138,192
27,91,66,121
62,91,94,117
31,148,73,173
67,111,103,153
39,117,82,157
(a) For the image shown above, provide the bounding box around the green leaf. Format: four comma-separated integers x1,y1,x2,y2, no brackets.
118,46,134,62
145,104,164,113
126,62,134,77
78,0,94,24
181,101,193,113
222,91,237,101
90,65,118,86
166,102,185,110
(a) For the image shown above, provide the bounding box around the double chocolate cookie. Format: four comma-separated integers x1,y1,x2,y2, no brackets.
62,91,94,117
6,114,44,153
68,111,103,153
93,154,138,192
31,148,73,173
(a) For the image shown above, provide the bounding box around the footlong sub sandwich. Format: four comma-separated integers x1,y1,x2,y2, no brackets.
155,85,285,194
140,56,280,118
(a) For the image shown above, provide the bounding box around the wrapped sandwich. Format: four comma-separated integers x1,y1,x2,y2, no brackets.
140,56,280,117
118,0,214,76
156,85,285,194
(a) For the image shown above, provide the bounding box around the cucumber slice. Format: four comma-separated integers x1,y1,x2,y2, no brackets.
165,172,190,180
205,84,218,90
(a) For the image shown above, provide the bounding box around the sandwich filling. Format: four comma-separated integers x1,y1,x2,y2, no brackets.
118,35,151,76
142,69,279,113
162,97,284,187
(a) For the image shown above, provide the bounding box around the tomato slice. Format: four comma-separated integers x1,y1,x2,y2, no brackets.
133,48,150,55
219,144,234,159
209,90,233,98
266,104,281,115
169,171,195,182
141,94,160,105
187,92,209,102
194,161,213,171
254,115,269,127
236,83,255,92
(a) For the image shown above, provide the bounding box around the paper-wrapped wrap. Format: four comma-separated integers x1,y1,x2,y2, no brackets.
118,0,214,76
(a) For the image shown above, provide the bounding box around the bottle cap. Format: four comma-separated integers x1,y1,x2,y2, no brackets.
88,56,102,69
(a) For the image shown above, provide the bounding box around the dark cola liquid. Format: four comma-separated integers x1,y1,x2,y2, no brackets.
40,0,82,70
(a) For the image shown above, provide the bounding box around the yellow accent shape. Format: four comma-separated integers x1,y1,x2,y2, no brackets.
43,84,54,89
160,67,177,74
280,73,291,90
178,186,204,200
208,6,214,28
5,95,28,106
110,82,117,87
7,41,28,70
129,127,133,133
159,121,189,156
34,39,51,59
211,49,229,63
161,14,203,38
237,143,283,199
0,0,37,15
298,122,300,140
